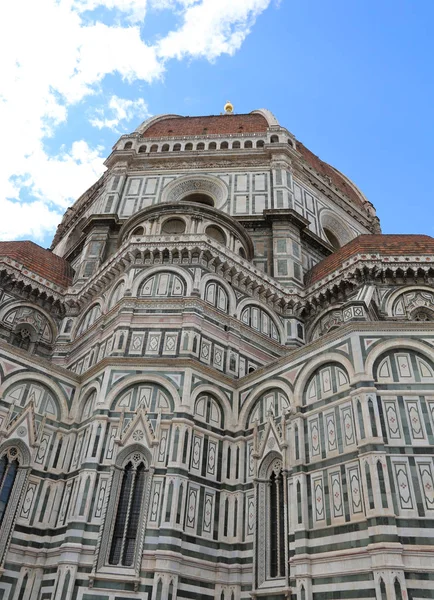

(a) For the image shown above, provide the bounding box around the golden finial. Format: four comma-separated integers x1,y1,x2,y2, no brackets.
224,101,234,114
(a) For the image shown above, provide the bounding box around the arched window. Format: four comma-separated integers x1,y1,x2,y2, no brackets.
394,578,403,600
161,218,186,234
131,226,144,237
173,143,181,151
256,139,265,148
232,141,241,149
64,319,73,334
139,272,185,297
365,463,375,510
270,135,279,143
206,225,226,245
108,456,148,567
256,456,286,587
176,483,184,524
208,142,217,150
150,144,158,152
411,308,434,321
194,394,224,427
247,389,290,427
368,399,378,437
379,578,387,600
197,142,205,150
82,390,96,421
357,400,365,438
123,142,132,150
0,450,19,526
204,281,229,313
244,140,253,148
323,227,340,250
109,281,125,310
76,304,102,336
294,424,300,460
185,143,193,151
241,305,280,341
138,145,147,153
185,193,214,206
162,144,170,152
377,461,388,508
220,141,229,149
269,468,285,577
168,582,174,600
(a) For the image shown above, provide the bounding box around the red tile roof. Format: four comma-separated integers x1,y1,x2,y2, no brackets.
142,113,269,137
0,241,73,288
306,234,434,286
296,142,366,210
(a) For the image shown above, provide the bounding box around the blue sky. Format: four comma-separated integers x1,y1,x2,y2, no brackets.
1,0,433,247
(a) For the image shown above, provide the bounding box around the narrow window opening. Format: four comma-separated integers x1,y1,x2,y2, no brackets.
377,461,388,508
368,399,378,437
357,400,366,439
92,425,102,458
182,430,189,464
365,463,375,510
176,483,184,524
223,497,229,536
394,578,403,600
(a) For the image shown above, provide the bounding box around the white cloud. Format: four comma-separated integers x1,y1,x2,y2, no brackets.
90,96,150,130
157,0,272,60
0,0,273,242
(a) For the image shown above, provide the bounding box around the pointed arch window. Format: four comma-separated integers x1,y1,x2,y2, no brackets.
256,455,286,589
98,451,150,570
394,578,403,600
109,460,146,566
0,446,29,565
269,469,285,578
0,452,19,525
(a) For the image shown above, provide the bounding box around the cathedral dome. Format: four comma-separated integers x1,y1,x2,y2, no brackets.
136,111,269,137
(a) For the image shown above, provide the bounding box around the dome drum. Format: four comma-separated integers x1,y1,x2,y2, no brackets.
119,200,254,259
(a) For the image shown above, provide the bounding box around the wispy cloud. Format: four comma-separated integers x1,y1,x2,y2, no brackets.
0,0,273,241
90,96,150,131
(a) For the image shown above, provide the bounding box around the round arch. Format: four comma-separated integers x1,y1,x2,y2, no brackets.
0,439,31,467
293,353,355,406
160,174,228,209
104,374,181,412
0,302,58,342
73,301,103,338
115,442,153,468
236,298,285,343
105,278,128,312
383,285,434,317
305,306,343,341
364,338,434,380
190,384,234,427
239,379,293,428
75,382,101,421
258,450,282,479
200,273,237,316
320,210,354,248
0,372,70,421
131,265,193,297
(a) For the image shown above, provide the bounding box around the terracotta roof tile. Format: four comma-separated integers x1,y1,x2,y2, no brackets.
142,114,269,138
296,141,365,210
305,234,434,286
0,241,73,288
